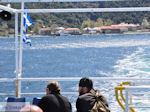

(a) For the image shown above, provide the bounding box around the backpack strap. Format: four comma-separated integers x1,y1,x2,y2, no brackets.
95,92,110,112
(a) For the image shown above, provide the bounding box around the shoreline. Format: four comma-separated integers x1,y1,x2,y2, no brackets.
124,31,150,34
1,31,150,38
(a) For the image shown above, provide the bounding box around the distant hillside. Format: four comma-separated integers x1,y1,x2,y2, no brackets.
0,0,150,35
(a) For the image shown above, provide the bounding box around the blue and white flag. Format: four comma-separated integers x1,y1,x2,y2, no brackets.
23,6,34,46
24,6,34,28
23,31,32,46
24,12,34,28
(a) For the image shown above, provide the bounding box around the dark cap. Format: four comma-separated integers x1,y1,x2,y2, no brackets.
79,77,93,89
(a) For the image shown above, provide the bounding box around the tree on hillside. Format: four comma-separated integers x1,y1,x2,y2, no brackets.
141,17,150,29
104,19,113,26
33,22,41,34
1,22,8,29
81,19,96,29
96,18,103,27
50,24,58,34
89,20,96,28
81,19,90,29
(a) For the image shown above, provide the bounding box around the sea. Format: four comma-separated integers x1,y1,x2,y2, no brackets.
1,33,150,112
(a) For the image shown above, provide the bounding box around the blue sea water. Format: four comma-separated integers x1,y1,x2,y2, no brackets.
1,34,150,111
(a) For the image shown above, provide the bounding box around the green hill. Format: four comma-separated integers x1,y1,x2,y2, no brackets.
0,0,150,35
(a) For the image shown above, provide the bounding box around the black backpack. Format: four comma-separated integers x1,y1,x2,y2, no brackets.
90,92,110,112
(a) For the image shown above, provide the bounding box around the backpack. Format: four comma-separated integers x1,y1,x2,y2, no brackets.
90,92,110,112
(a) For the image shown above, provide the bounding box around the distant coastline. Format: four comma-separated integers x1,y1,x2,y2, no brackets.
124,31,150,34
1,31,150,38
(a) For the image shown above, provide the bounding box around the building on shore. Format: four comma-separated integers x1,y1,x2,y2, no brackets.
39,28,51,35
82,27,101,34
39,22,141,36
65,28,81,35
100,26,128,34
111,23,140,31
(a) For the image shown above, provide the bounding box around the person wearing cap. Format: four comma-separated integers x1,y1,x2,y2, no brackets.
76,77,109,112
38,80,72,112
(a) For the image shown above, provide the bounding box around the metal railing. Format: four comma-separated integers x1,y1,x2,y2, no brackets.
1,1,150,111
1,77,150,112
115,81,150,112
124,86,150,112
1,77,150,95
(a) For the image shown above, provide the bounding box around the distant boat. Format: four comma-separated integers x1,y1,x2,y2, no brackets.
52,33,69,36
70,32,82,35
55,30,70,36
51,33,60,37
59,33,70,36
55,33,60,36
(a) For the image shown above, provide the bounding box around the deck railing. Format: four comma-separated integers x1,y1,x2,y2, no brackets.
1,77,150,112
1,1,150,112
125,86,150,112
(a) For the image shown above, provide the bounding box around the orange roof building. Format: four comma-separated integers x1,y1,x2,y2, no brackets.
111,23,140,31
40,28,51,35
65,28,80,31
100,26,128,34
65,28,81,35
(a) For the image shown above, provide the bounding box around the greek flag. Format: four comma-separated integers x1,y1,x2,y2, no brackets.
23,31,32,46
23,6,34,46
23,12,34,28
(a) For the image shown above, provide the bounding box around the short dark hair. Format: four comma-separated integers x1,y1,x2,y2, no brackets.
79,77,93,89
47,80,61,93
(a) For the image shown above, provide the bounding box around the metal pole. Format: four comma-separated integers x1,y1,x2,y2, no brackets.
129,90,133,108
15,12,19,97
18,1,24,98
125,89,129,112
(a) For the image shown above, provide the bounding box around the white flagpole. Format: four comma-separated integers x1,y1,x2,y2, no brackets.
18,1,24,98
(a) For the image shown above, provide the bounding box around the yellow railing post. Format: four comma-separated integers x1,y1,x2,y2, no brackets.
15,79,18,97
115,82,135,112
120,82,131,102
115,86,126,110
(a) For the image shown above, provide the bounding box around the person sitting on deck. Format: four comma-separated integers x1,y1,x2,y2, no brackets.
76,77,109,112
38,80,72,112
20,105,43,112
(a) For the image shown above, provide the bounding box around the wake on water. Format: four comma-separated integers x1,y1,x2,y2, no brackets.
1,34,150,111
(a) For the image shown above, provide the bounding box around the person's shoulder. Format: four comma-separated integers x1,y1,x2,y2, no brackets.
39,94,57,106
58,94,70,101
42,94,51,98
41,94,55,101
78,92,95,101
95,91,106,100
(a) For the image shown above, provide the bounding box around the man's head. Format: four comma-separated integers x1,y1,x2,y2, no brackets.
46,80,61,95
20,105,43,112
78,77,93,95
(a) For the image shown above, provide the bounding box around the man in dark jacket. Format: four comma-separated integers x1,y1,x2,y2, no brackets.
76,77,109,112
38,80,72,112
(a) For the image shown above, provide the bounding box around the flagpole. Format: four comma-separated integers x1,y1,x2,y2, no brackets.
18,1,24,98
